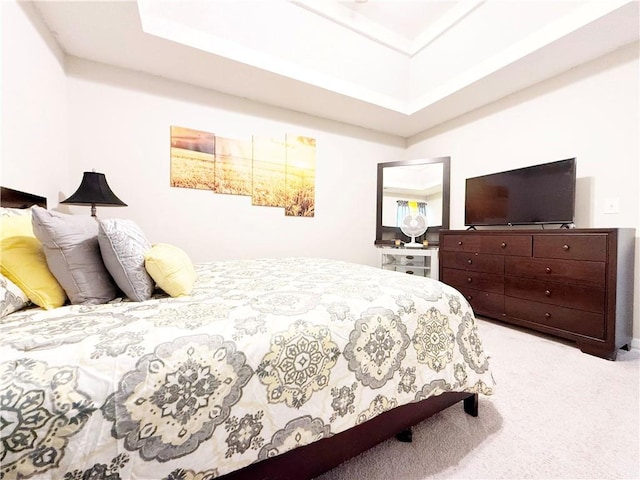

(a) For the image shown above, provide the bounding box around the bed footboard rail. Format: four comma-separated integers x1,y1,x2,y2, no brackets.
219,391,478,480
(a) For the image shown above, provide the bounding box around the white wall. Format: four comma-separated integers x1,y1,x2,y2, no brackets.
63,58,404,266
1,0,404,269
1,1,69,201
406,42,640,341
3,0,638,343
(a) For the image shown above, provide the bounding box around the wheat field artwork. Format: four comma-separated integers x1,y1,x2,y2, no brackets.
170,126,316,217
252,136,287,208
285,135,315,217
215,136,253,196
170,126,215,190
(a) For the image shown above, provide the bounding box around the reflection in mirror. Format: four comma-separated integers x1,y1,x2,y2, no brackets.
375,157,450,246
382,163,444,228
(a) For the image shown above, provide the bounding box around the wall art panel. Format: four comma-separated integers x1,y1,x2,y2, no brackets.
170,126,215,190
170,126,316,216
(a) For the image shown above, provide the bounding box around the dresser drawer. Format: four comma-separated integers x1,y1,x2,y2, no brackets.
505,297,605,339
505,277,605,313
533,234,607,261
439,228,632,360
480,235,532,256
442,268,504,294
392,266,427,276
457,286,504,316
398,256,429,267
442,234,531,256
505,257,605,287
441,235,481,252
440,252,504,274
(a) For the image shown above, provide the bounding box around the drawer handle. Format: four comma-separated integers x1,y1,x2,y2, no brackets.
562,244,570,251
545,290,552,297
545,267,552,274
544,312,551,319
467,259,473,265
467,295,473,300
501,242,507,249
406,256,414,260
467,277,473,283
406,271,414,275
458,241,463,246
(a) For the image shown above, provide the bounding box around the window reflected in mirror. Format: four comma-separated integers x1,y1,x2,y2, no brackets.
382,163,444,228
375,157,450,246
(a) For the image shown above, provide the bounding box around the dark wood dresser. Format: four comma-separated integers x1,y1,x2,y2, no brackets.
439,229,635,359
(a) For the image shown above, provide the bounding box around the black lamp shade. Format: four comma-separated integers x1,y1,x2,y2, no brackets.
61,172,127,207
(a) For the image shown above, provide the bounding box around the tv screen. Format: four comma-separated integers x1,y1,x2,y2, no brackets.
465,158,576,227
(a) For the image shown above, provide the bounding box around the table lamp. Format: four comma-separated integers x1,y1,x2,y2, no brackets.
61,171,127,217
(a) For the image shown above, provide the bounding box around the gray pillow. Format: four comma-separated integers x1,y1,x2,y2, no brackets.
98,218,154,302
31,206,117,304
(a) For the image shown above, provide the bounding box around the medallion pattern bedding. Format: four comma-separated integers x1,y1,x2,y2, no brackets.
0,257,494,480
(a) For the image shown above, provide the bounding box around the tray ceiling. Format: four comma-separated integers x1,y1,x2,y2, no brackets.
33,0,639,137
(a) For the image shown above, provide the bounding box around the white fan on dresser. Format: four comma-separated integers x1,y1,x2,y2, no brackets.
400,214,427,248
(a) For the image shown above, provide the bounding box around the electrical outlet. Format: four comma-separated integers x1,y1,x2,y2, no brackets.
603,198,620,214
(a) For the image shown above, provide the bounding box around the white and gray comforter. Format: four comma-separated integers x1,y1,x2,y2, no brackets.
0,257,494,480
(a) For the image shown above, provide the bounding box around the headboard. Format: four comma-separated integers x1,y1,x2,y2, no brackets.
0,187,47,208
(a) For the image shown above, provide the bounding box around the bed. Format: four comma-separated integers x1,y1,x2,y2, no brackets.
0,188,495,480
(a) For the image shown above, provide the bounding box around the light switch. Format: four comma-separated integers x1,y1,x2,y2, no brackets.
603,198,620,214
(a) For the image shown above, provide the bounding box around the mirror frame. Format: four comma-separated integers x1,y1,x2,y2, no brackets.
375,156,450,246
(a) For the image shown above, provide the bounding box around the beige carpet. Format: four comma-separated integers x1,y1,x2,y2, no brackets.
316,318,640,480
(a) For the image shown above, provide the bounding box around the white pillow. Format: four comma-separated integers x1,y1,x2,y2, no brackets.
0,206,32,218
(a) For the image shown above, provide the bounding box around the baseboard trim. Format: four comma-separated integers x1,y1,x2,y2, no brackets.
631,337,640,350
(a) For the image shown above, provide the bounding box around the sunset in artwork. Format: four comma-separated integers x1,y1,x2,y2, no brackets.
170,126,316,216
214,136,252,196
252,136,287,208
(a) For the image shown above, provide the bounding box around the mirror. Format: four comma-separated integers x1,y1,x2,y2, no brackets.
375,156,450,246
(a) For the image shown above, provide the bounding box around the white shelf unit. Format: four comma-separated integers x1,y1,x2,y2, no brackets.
378,247,439,280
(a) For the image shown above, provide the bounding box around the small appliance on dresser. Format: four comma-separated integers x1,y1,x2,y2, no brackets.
439,228,635,360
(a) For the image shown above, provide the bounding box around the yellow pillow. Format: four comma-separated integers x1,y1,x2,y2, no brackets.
0,214,67,309
144,243,196,297
1,212,32,236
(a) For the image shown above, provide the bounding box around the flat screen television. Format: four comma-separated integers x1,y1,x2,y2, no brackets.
465,158,576,227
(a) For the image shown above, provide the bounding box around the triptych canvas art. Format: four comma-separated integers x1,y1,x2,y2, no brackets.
170,126,316,217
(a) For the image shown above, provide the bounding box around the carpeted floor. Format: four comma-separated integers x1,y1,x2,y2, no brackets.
316,318,640,480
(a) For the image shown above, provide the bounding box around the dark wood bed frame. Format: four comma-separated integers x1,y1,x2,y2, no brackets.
1,186,47,208
222,393,478,480
1,186,480,480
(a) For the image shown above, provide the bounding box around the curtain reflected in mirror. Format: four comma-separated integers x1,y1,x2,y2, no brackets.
395,200,427,227
375,157,450,246
383,163,443,228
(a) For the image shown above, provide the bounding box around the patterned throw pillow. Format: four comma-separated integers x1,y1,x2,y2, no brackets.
98,219,154,302
0,273,30,317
